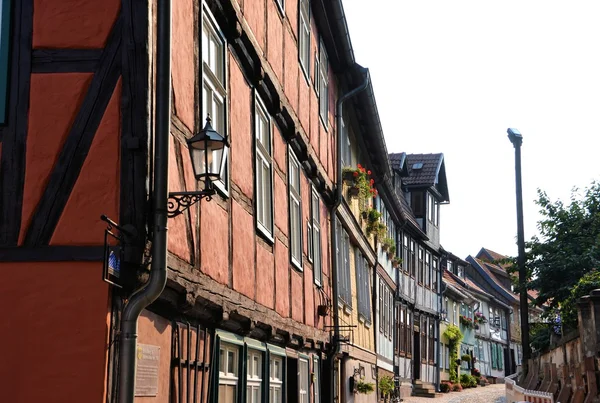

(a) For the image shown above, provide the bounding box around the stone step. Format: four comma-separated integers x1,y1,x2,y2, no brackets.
413,386,436,393
412,391,444,398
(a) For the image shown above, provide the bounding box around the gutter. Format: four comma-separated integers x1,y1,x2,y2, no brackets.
329,65,369,402
117,1,171,401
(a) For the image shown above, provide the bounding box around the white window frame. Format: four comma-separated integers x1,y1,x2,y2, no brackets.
313,356,321,403
341,118,352,168
337,221,352,308
298,357,309,403
289,149,303,269
356,251,371,323
317,38,328,129
255,95,274,239
298,0,310,81
269,356,283,403
219,343,239,403
202,7,229,195
275,0,285,15
311,187,322,285
246,350,263,403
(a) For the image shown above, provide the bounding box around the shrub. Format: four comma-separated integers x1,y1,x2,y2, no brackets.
443,325,463,383
460,374,478,388
378,375,395,399
440,382,451,393
452,383,463,392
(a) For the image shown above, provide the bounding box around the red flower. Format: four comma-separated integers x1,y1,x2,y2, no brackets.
367,170,372,175
370,179,374,185
357,164,362,169
353,171,358,177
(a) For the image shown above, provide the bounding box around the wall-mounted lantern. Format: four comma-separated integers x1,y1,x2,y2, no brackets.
168,116,229,217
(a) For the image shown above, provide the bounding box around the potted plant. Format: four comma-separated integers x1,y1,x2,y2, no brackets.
355,380,375,394
378,375,395,401
381,237,392,251
366,209,382,235
392,257,403,268
387,244,396,259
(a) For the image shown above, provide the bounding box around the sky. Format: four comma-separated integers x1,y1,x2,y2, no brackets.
343,0,600,259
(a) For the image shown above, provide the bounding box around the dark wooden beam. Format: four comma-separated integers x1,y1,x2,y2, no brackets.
0,246,104,262
23,17,123,246
0,0,33,246
32,49,102,73
119,0,149,264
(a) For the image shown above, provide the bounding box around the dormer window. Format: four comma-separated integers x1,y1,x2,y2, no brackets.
427,193,440,226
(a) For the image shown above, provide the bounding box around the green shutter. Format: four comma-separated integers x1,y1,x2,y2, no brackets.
498,346,503,370
491,343,496,369
0,0,11,124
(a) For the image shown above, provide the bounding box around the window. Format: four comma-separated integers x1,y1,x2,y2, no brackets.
269,356,283,403
428,193,434,222
255,97,273,237
289,150,302,268
432,258,439,291
501,310,507,330
457,265,464,278
425,251,431,288
298,0,310,80
313,357,321,403
428,320,435,363
337,221,352,307
379,281,384,334
403,235,410,273
316,39,328,127
417,247,424,284
399,306,406,355
406,311,413,356
453,302,457,325
356,250,371,322
421,316,427,362
298,357,309,403
311,188,322,285
219,344,239,403
275,0,285,14
388,287,393,339
246,350,263,403
382,281,388,337
202,9,228,192
447,261,453,274
411,191,424,216
0,0,11,124
341,119,352,168
410,240,416,277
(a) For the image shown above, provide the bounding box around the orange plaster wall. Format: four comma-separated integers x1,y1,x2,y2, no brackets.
172,0,196,130
51,81,121,245
33,0,120,48
0,262,109,403
20,73,92,245
135,310,173,403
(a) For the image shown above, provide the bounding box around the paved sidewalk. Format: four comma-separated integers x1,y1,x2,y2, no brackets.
401,383,506,403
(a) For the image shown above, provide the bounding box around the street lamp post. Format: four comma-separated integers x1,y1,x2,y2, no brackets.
507,127,530,383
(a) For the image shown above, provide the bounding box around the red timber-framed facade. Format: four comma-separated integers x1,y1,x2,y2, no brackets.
0,0,393,402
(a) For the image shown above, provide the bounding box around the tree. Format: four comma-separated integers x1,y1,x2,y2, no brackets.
525,182,600,320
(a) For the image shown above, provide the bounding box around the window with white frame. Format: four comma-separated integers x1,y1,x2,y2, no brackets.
255,97,273,237
218,343,239,403
246,350,263,403
289,150,302,268
202,9,228,192
337,221,352,307
0,0,11,125
403,235,410,273
317,39,328,127
298,357,309,403
275,0,285,13
311,188,322,285
425,251,431,288
356,250,371,323
387,284,393,339
433,257,439,291
269,356,283,403
313,356,321,403
298,0,310,79
341,118,352,168
453,302,457,325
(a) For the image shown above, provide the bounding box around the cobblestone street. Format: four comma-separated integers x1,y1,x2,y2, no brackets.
402,383,506,403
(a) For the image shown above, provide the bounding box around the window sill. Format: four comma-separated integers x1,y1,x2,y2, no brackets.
299,61,310,86
256,223,275,245
291,257,303,272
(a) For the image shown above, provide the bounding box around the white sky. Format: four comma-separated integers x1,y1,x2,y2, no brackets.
343,0,600,259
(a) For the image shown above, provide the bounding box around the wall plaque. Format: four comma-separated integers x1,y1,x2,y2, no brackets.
135,344,161,397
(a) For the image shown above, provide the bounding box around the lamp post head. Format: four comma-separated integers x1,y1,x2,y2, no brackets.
187,116,229,184
507,128,523,147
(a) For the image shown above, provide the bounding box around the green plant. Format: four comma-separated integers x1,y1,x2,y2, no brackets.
388,244,397,256
459,315,474,329
461,354,471,362
443,325,463,383
378,375,395,399
391,257,403,268
376,222,387,239
355,380,375,394
382,237,394,251
460,374,477,388
440,382,451,393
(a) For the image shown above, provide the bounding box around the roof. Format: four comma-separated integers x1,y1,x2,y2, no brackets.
402,153,450,202
477,247,507,262
443,270,476,303
389,152,409,177
466,256,519,304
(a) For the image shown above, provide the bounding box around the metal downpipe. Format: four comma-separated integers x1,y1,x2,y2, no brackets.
117,0,171,401
329,66,370,402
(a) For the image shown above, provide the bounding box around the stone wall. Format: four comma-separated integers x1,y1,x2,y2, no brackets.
505,289,600,403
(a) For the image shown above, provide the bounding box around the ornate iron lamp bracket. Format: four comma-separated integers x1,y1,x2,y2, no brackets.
168,189,215,218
